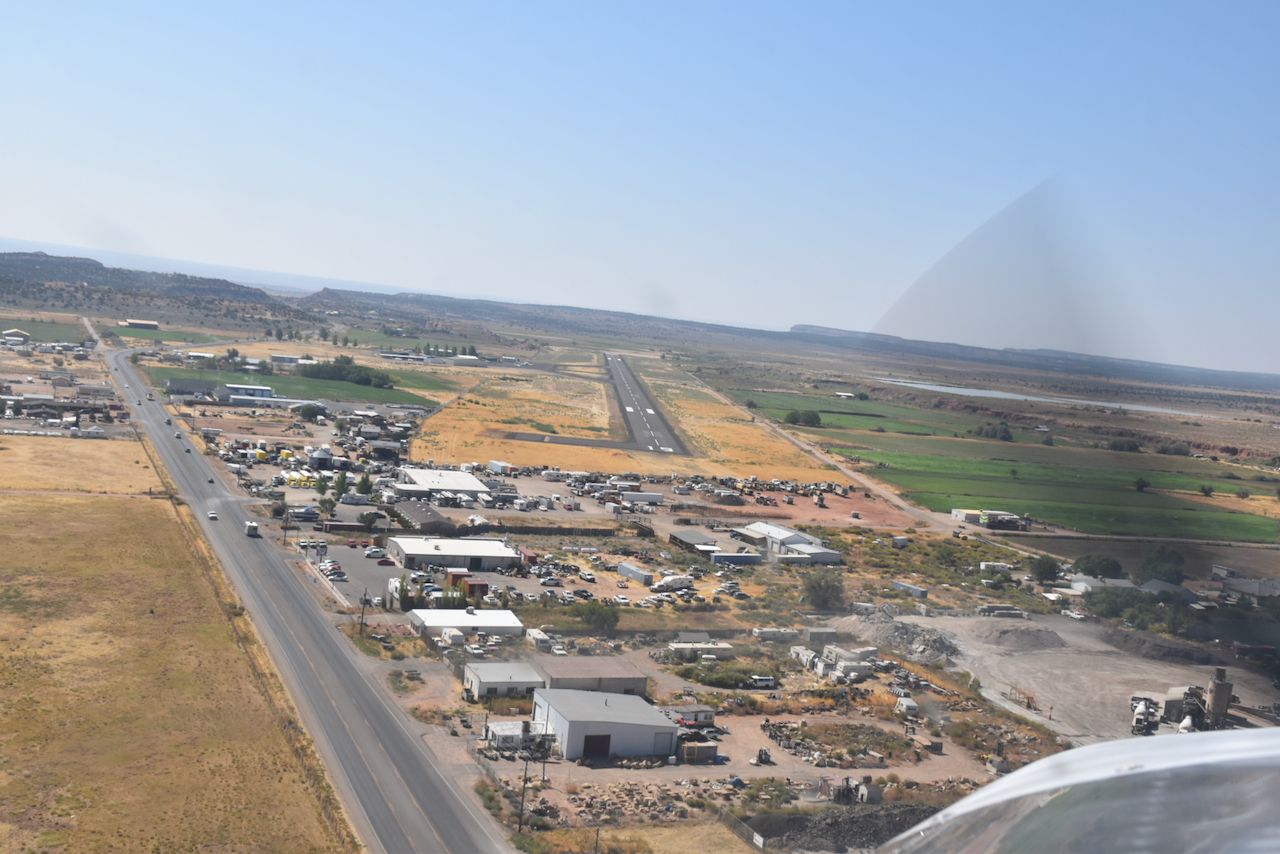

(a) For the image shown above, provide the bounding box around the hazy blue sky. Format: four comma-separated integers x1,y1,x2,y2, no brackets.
2,2,1277,371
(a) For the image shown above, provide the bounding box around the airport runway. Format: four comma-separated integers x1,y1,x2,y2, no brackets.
107,348,510,854
604,354,687,455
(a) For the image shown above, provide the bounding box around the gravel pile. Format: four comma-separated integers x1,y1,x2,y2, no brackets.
838,616,960,664
972,624,1066,651
748,804,939,853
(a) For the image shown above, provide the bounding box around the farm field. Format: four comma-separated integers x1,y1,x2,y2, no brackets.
0,435,164,493
828,434,1280,542
97,323,222,344
145,365,435,405
0,315,88,342
1012,535,1280,580
0,491,343,850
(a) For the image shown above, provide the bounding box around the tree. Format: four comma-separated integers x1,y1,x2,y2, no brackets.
315,475,331,495
745,399,759,410
297,403,322,423
1199,484,1214,497
318,496,337,516
856,392,870,401
1133,545,1185,585
356,472,373,495
333,471,350,498
357,511,382,532
341,335,349,347
1073,553,1124,579
576,600,621,635
1236,487,1251,500
802,568,845,610
784,410,822,427
274,327,284,341
226,347,240,360
1134,477,1151,493
1030,554,1061,583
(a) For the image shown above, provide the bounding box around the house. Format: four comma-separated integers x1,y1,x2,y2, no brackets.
387,536,521,572
666,641,735,661
533,656,648,696
463,662,546,701
533,689,677,760
395,467,491,499
407,608,524,639
1069,575,1135,594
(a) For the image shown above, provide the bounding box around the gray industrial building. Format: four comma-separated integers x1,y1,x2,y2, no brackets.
533,656,648,696
463,662,546,701
533,689,677,760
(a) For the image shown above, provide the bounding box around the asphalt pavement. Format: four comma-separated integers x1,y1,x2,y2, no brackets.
107,348,510,854
604,354,687,455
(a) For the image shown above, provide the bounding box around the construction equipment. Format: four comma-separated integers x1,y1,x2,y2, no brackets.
1130,696,1159,735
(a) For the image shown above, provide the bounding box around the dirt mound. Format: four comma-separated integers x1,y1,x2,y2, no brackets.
748,804,938,852
835,616,960,664
972,624,1066,651
1104,628,1226,665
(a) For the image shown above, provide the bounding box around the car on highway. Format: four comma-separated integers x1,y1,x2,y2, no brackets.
207,511,218,520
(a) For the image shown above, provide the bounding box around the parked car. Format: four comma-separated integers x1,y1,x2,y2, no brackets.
364,547,386,558
377,558,395,566
540,577,562,587
614,595,630,605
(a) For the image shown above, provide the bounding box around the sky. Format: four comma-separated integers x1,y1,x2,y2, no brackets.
1,2,1277,371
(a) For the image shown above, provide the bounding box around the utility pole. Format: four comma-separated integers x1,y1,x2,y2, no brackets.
359,587,369,636
517,753,531,832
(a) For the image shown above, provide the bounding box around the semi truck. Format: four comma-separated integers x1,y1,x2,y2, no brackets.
244,521,260,537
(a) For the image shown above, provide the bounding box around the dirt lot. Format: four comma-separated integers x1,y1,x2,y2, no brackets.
0,489,345,851
0,434,163,493
899,613,1280,745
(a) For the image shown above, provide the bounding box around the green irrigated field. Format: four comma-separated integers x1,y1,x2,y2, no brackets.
0,316,88,342
99,323,222,343
146,365,436,405
832,435,1280,542
725,388,1042,440
387,368,458,393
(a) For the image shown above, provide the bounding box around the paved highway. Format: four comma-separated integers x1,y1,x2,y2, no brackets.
604,354,687,455
107,348,509,854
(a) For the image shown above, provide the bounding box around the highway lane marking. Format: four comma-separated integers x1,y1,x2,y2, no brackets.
646,408,654,414
625,406,634,412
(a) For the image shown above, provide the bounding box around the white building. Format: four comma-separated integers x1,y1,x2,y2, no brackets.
395,467,491,499
406,608,524,639
223,383,273,398
463,662,546,700
388,536,521,571
731,521,839,563
533,689,678,760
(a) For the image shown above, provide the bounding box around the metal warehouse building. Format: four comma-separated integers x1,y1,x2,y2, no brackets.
533,656,649,696
463,662,546,701
407,608,524,639
395,467,491,499
533,689,677,760
387,536,522,571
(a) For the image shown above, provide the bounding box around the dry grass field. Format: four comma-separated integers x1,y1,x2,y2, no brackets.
0,464,346,849
523,821,753,854
0,435,163,494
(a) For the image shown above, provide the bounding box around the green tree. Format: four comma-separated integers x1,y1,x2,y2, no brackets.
342,335,349,347
784,410,822,427
297,403,322,423
1030,554,1061,583
1134,545,1185,585
1073,553,1124,579
333,471,350,498
318,496,337,516
576,600,621,635
802,568,845,610
1199,484,1214,497
357,511,381,532
1134,477,1151,492
315,475,331,495
356,472,373,495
